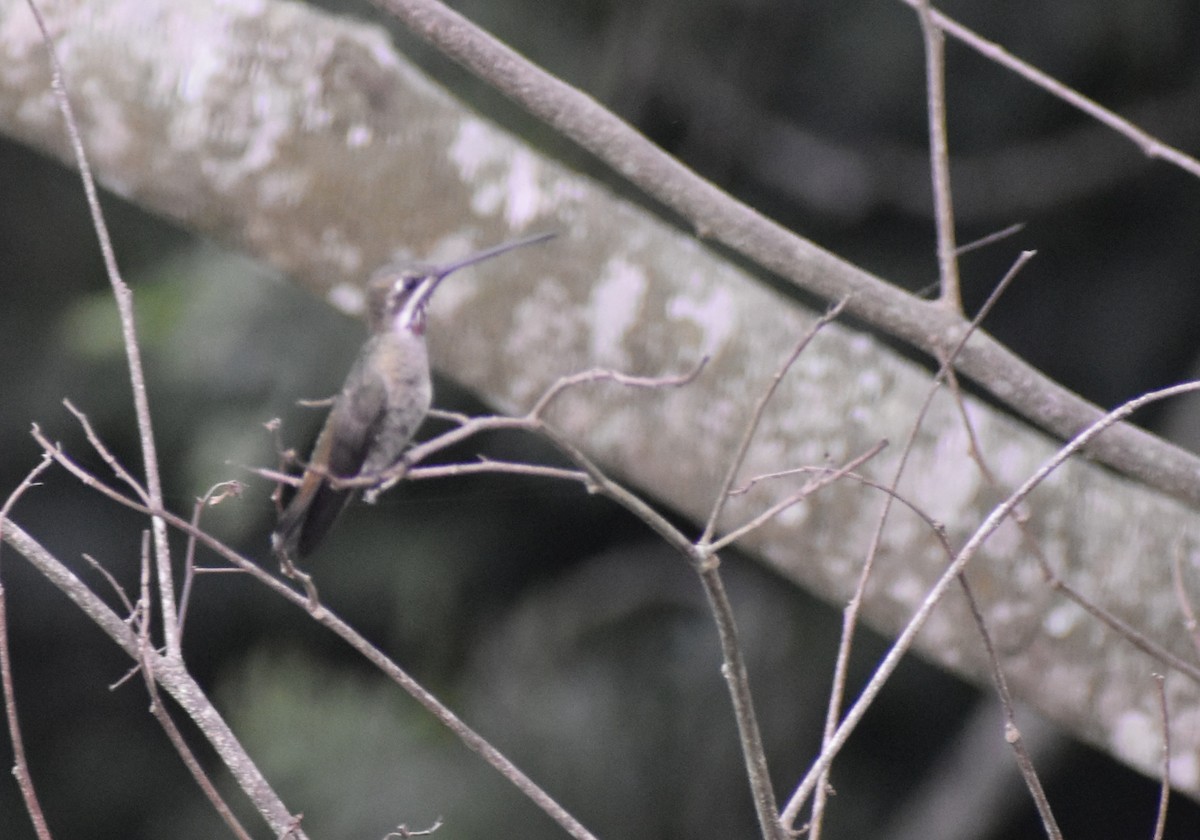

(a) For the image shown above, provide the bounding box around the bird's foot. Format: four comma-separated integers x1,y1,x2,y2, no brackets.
364,460,411,504
277,552,320,611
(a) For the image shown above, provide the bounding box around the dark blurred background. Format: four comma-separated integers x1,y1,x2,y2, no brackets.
2,0,1200,837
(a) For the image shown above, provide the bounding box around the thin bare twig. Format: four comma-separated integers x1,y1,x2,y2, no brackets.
528,359,708,419
709,440,886,554
955,223,1026,257
699,563,785,840
534,426,783,840
135,544,255,840
958,577,1062,839
24,0,180,657
778,469,1061,838
81,553,137,621
61,399,151,505
426,407,472,424
254,427,589,495
913,0,961,311
0,453,54,526
0,592,54,840
1170,542,1200,658
1041,573,1200,685
267,415,548,502
384,817,444,838
408,458,588,484
0,454,57,840
178,481,245,638
1152,673,1171,840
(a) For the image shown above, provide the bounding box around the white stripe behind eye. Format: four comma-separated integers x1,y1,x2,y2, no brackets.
394,276,439,330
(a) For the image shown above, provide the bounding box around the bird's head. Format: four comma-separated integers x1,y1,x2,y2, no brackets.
366,231,556,336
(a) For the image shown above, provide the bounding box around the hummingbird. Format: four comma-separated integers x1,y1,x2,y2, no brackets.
272,232,555,565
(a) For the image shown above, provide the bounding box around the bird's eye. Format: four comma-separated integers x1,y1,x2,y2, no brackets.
389,277,417,302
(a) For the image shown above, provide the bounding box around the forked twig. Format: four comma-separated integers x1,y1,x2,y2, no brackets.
26,423,599,840
799,249,1034,835
784,379,1200,821
709,441,886,554
0,516,312,839
902,0,1200,178
700,300,847,546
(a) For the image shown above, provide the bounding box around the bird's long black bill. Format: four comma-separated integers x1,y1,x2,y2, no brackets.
434,231,557,280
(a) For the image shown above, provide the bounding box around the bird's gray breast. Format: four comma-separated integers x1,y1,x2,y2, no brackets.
359,330,432,474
